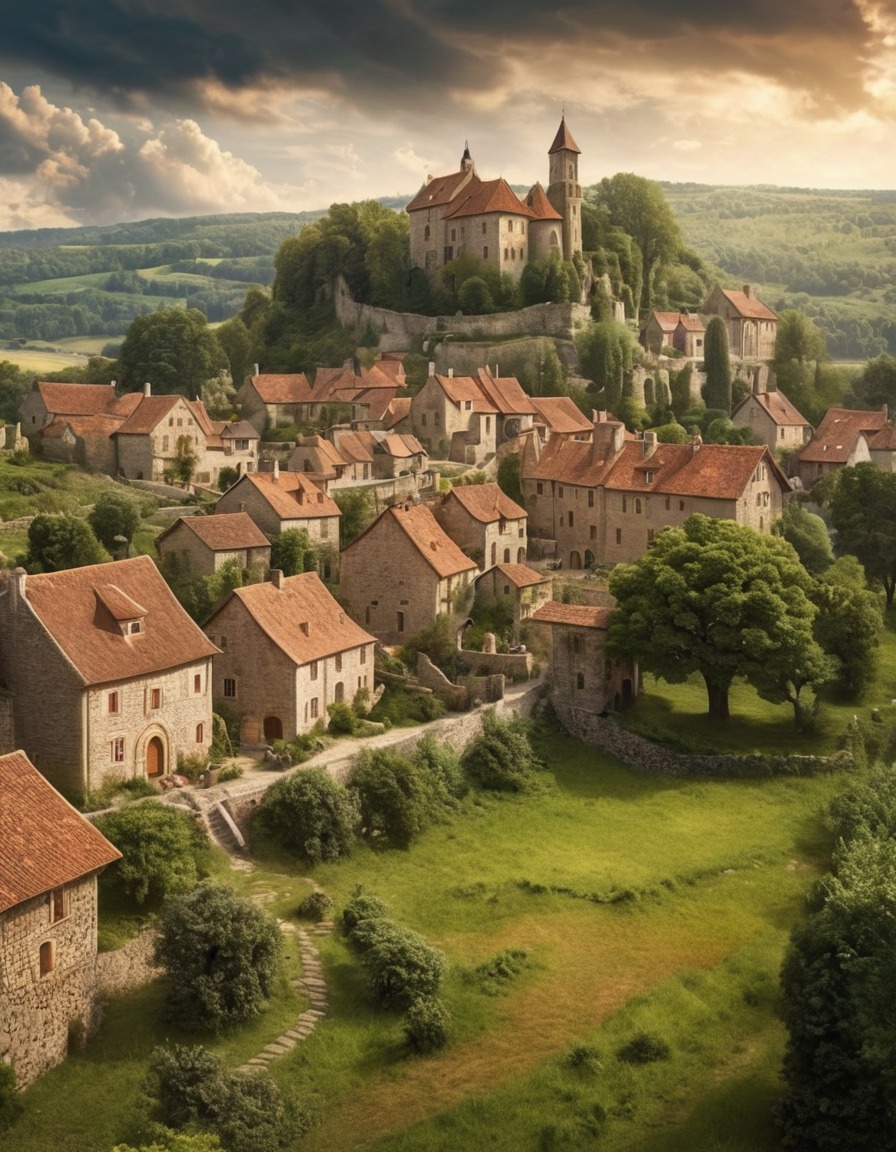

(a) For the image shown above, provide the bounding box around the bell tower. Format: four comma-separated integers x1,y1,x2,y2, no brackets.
546,116,582,261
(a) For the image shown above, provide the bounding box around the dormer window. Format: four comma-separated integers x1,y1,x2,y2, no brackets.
128,620,142,635
644,470,655,484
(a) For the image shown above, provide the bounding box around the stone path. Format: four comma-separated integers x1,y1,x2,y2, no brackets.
235,917,333,1075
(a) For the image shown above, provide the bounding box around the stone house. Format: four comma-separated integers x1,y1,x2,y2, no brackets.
203,570,376,743
523,412,789,569
731,383,812,458
38,414,125,474
20,381,140,454
434,482,528,569
473,562,552,624
113,389,257,486
340,503,479,644
216,464,340,551
0,749,121,1087
407,117,582,279
474,368,538,444
155,512,272,579
529,396,593,443
410,369,498,463
0,557,218,798
235,373,314,434
287,435,356,485
866,423,896,472
529,601,638,725
641,311,706,359
702,285,778,360
794,406,888,487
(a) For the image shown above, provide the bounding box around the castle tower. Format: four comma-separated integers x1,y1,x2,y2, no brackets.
546,116,583,261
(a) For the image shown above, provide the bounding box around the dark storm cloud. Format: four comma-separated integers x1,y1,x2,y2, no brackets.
0,1,877,118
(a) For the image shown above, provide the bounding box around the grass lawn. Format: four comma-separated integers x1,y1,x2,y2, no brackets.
6,723,851,1152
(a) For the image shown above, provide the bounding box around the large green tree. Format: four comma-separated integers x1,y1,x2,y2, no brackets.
772,501,833,575
702,316,732,414
607,515,824,720
593,174,681,312
88,490,141,553
829,462,896,604
21,513,110,573
118,308,227,398
575,319,638,414
812,556,883,700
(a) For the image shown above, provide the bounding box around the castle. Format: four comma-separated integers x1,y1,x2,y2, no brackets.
406,117,583,282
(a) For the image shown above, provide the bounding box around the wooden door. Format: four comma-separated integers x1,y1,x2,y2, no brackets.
146,736,164,777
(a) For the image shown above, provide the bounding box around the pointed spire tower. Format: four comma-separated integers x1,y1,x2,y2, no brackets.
546,115,582,261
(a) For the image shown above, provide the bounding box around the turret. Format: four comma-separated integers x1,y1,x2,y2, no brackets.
546,116,583,261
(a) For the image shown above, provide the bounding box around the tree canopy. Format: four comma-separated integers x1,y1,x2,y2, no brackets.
829,462,896,604
607,515,825,720
21,513,110,573
117,308,227,398
701,317,731,414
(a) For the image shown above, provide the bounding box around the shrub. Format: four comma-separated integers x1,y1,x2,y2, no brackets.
327,701,356,735
298,890,333,921
347,748,436,848
255,767,357,864
342,886,390,936
564,1043,603,1074
143,1044,305,1152
0,1063,22,1131
462,712,545,792
212,706,241,756
403,996,451,1054
89,490,140,551
176,751,209,783
616,1030,671,1065
413,733,467,801
360,920,447,1008
97,802,205,905
216,762,243,783
153,884,282,1031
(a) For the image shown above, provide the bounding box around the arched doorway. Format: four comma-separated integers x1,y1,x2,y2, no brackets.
584,550,595,568
569,551,582,570
146,736,164,778
263,715,283,741
517,547,526,563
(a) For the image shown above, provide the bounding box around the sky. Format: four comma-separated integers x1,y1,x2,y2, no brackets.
1,0,896,231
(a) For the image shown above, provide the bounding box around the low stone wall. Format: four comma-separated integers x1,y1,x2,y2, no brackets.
416,652,469,710
557,706,855,778
460,649,532,680
96,929,162,997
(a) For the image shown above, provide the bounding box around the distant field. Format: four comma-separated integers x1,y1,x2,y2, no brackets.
0,347,87,372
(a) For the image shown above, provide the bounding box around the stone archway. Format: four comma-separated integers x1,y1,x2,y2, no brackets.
569,551,582,570
264,715,283,741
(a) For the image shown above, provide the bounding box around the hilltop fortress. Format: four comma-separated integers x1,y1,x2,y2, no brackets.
406,117,584,281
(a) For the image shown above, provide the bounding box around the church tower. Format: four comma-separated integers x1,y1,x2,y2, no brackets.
546,116,582,261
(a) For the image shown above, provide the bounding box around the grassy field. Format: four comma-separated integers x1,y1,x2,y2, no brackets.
4,718,853,1152
0,347,88,372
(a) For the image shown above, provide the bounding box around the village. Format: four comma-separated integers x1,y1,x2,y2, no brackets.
2,117,896,1152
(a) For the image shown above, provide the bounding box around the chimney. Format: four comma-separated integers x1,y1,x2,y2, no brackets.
272,459,280,482
591,413,624,463
448,368,454,378
428,361,435,377
691,433,703,455
642,431,658,459
254,363,260,377
110,379,116,389
10,567,26,604
270,568,284,590
143,382,151,397
743,285,752,298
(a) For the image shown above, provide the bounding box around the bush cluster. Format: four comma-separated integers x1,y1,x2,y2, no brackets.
97,802,206,906
255,767,358,865
461,712,545,793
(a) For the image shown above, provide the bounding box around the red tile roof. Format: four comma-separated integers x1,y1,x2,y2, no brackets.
548,117,581,155
18,555,219,687
40,413,123,441
0,750,121,913
115,395,207,437
444,177,535,221
476,369,538,416
531,601,612,628
733,389,810,428
334,430,375,465
438,375,497,413
227,471,341,521
716,289,778,322
525,183,563,221
382,397,412,429
406,170,479,213
445,482,526,523
868,424,896,450
34,382,138,418
530,397,593,436
645,311,681,333
249,374,314,405
798,407,887,464
382,433,426,458
158,512,270,552
488,562,548,589
208,572,375,665
676,314,705,332
347,504,478,579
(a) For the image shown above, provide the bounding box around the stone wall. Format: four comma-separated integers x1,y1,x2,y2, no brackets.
460,649,533,679
96,928,162,997
334,275,590,353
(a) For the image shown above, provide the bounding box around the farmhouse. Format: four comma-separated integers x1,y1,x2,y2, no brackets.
795,406,888,487
0,750,121,1087
731,383,812,457
216,464,340,544
473,562,552,624
204,570,376,744
0,557,218,797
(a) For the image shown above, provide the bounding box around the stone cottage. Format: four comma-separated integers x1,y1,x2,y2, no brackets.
0,557,219,798
203,570,376,743
0,749,121,1087
20,381,140,456
410,369,498,464
701,285,778,361
155,512,272,579
216,464,341,560
473,562,552,624
731,383,812,458
794,406,888,488
434,482,528,569
529,601,638,724
340,502,479,644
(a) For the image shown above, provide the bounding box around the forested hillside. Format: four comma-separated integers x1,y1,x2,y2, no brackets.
663,184,896,359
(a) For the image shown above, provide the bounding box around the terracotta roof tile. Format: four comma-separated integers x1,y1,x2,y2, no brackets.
525,183,563,221
0,750,121,913
799,407,887,463
488,562,548,589
716,289,778,322
115,394,189,436
476,369,537,416
226,471,341,521
382,433,426,458
530,397,593,435
382,397,411,429
733,390,809,428
437,375,497,413
209,572,375,666
443,178,535,221
646,311,682,333
34,381,125,417
346,504,478,579
406,170,479,213
868,424,896,450
40,413,123,440
220,420,259,441
334,431,375,465
249,374,313,404
445,482,526,523
548,117,581,155
158,512,270,552
17,555,219,687
531,601,612,628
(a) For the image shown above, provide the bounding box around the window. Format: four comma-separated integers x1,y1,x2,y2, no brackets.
321,520,329,539
588,490,594,508
622,496,627,513
536,482,543,495
193,673,202,694
490,543,497,566
679,500,685,511
645,470,654,484
518,522,524,537
483,246,488,259
310,697,319,719
464,400,472,411
590,525,596,540
573,635,581,653
511,248,516,260
424,225,430,240
486,416,491,434
112,737,125,763
421,413,427,426
504,584,511,596
647,529,655,544
149,687,161,710
310,660,319,681
196,723,204,743
615,528,622,545
50,887,65,923
568,511,574,527
504,548,510,563
451,228,456,241
576,672,585,690
129,621,142,635
434,413,440,427
444,246,453,263
39,941,55,977
108,690,120,715
397,611,405,633
665,496,670,511
335,652,342,673
223,678,237,699
504,247,508,260
482,222,487,234
558,486,564,498
220,635,227,649
360,646,367,664
635,499,642,515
